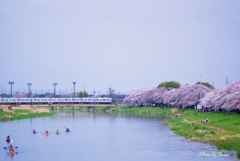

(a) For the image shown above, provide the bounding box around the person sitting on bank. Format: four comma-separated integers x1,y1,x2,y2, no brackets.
204,117,209,123
201,117,209,123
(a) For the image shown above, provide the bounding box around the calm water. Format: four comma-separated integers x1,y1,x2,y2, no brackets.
0,111,238,161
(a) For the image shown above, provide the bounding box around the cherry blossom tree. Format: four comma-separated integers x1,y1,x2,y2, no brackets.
200,81,240,111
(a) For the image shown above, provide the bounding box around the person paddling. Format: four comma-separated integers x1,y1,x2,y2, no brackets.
56,129,60,134
45,130,49,135
66,128,70,132
33,129,37,134
9,144,13,149
8,145,15,158
6,135,11,142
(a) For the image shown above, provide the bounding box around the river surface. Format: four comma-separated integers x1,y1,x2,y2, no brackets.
0,110,238,161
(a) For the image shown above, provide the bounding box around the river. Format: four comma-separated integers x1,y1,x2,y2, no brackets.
1,110,238,161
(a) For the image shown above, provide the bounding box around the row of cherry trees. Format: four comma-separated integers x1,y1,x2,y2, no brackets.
200,81,240,111
123,81,240,111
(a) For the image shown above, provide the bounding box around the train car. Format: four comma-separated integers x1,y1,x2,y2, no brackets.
95,97,112,104
0,98,19,104
0,97,112,104
18,98,31,104
50,98,82,104
81,97,94,104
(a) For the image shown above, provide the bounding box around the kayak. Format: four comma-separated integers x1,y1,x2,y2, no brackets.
6,139,11,142
44,133,49,136
66,130,71,132
7,150,18,156
56,132,60,134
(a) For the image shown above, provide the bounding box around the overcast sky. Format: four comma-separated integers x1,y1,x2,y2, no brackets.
1,0,240,95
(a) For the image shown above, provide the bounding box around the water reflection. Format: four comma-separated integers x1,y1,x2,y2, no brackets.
0,111,238,161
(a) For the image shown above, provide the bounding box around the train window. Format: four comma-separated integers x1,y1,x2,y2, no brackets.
65,99,68,101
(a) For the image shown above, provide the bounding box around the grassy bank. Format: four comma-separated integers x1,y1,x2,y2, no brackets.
164,108,240,158
112,106,240,158
0,106,55,121
53,105,118,113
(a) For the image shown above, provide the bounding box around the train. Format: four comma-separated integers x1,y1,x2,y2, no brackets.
0,97,112,105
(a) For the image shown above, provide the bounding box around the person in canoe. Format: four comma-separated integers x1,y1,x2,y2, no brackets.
44,130,49,136
33,129,37,134
6,135,11,142
8,148,15,158
65,128,70,132
56,129,60,134
9,144,13,149
7,144,15,157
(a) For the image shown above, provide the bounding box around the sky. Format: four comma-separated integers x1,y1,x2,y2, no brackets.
0,0,240,95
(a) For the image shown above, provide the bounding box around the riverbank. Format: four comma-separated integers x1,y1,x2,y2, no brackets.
0,105,54,121
111,106,240,159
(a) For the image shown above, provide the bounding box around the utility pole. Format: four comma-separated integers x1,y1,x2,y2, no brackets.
225,76,229,85
94,89,96,111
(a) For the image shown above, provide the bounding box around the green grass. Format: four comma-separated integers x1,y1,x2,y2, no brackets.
164,109,240,159
0,109,54,121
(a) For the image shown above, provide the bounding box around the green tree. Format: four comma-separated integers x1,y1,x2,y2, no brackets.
0,93,8,97
45,92,52,98
78,91,88,97
100,94,107,97
196,82,213,89
106,87,118,104
157,81,181,89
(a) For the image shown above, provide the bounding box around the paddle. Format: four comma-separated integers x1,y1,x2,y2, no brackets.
3,147,18,150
